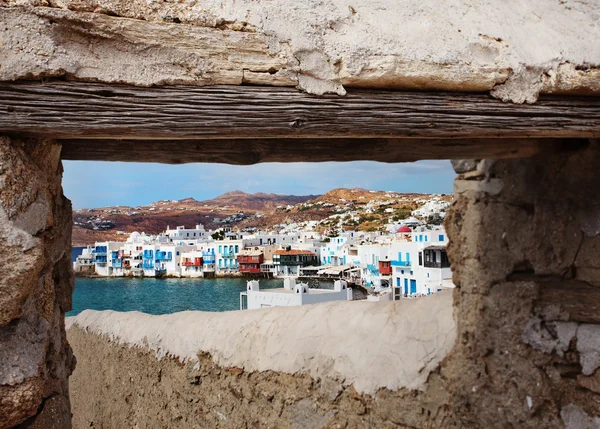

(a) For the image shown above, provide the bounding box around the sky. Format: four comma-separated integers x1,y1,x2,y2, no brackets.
62,160,455,210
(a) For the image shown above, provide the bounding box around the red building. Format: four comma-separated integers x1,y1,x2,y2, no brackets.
182,257,203,267
379,260,392,276
237,249,264,274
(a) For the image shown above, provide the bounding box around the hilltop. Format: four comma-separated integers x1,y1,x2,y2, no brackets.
72,191,316,246
72,189,451,246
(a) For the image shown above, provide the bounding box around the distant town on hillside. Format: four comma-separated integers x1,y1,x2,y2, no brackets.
72,188,452,246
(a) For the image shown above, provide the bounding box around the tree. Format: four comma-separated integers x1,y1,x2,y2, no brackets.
211,230,225,240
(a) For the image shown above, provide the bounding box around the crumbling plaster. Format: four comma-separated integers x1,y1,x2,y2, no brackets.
1,0,600,101
66,290,456,396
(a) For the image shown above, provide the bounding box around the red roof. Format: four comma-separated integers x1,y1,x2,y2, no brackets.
398,226,412,233
274,249,317,256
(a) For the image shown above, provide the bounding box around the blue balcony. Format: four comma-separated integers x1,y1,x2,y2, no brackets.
92,246,107,255
367,264,379,274
202,255,216,264
142,260,155,269
391,260,411,267
143,250,154,258
156,251,172,261
111,259,122,268
94,256,107,263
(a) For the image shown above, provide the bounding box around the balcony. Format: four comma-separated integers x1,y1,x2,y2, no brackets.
142,261,155,269
367,264,379,274
239,266,261,274
156,252,172,261
237,256,263,264
94,256,107,264
92,247,107,255
424,261,451,269
391,260,411,267
182,259,202,267
111,260,122,268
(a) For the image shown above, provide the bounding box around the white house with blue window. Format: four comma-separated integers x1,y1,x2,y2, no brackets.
390,227,452,297
214,239,244,273
357,243,393,287
321,235,357,266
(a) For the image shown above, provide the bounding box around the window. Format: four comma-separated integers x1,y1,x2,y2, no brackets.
439,234,444,242
419,252,423,266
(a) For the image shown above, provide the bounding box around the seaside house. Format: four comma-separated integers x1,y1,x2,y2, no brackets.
214,239,243,273
390,227,452,297
180,250,204,277
237,248,264,274
273,248,319,277
240,278,352,310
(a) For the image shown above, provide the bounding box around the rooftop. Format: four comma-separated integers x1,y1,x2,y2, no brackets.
273,249,317,256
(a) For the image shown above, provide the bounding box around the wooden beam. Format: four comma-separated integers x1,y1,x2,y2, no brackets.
536,280,600,324
1,82,599,141
58,137,568,164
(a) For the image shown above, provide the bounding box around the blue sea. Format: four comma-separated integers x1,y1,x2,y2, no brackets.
68,277,282,316
68,246,334,316
68,277,332,316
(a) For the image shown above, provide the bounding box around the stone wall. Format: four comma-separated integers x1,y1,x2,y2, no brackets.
64,141,600,428
66,292,457,428
441,140,600,427
0,136,74,428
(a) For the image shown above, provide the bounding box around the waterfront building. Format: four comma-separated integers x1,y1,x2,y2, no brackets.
240,278,352,310
237,248,264,274
73,246,94,274
83,225,453,294
389,227,452,297
93,242,122,276
180,250,204,277
273,248,319,277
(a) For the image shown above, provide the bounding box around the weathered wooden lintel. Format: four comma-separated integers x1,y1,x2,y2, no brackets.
58,137,579,164
0,81,598,163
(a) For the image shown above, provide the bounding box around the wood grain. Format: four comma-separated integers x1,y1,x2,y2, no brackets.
1,82,599,141
537,280,600,324
58,137,567,164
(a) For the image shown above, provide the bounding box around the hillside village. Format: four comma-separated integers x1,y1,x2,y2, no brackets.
72,188,452,246
75,189,453,301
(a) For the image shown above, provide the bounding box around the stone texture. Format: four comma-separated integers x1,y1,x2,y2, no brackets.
1,1,600,100
67,325,460,429
0,136,74,428
62,140,600,428
443,141,600,428
67,290,456,395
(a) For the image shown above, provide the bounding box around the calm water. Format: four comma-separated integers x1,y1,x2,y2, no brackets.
68,277,329,316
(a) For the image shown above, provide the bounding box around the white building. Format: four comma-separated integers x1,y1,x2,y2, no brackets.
240,278,352,310
411,198,451,218
164,224,211,242
389,228,452,296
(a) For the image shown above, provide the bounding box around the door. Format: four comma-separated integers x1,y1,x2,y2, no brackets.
404,278,408,294
410,279,417,294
